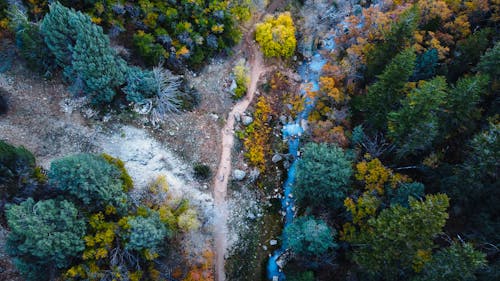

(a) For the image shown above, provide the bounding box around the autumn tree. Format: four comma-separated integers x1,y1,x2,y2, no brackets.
294,143,353,210
365,6,418,80
6,198,86,280
255,12,296,58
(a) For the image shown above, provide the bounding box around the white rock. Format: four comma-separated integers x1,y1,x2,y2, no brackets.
232,169,246,181
242,116,253,126
270,240,278,246
272,154,283,163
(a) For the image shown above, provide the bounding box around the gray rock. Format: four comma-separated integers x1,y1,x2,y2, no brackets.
270,239,278,246
229,79,237,92
272,154,283,163
263,245,268,251
232,169,246,180
283,160,290,169
242,116,253,126
279,115,288,125
210,113,219,120
234,112,241,122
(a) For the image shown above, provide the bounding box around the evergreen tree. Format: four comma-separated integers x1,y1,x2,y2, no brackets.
71,21,126,103
284,216,337,256
358,48,416,132
388,76,448,157
40,2,88,68
6,198,86,280
349,194,450,281
413,242,486,281
294,143,353,211
48,154,128,212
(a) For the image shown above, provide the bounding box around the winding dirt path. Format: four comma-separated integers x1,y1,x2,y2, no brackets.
212,2,286,280
213,41,265,281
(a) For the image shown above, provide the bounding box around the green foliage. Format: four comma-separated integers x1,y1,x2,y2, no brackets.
6,198,86,280
349,194,450,280
294,143,353,210
388,76,448,157
0,140,37,204
40,2,88,68
412,48,438,81
41,2,127,103
448,28,492,81
440,74,490,138
101,153,134,192
125,211,168,253
232,59,249,99
443,122,499,243
122,66,156,103
48,153,128,212
193,163,211,180
287,271,315,281
358,48,416,132
9,8,55,76
255,12,296,58
133,31,166,66
365,6,419,80
71,19,126,103
388,182,425,208
284,216,337,256
413,242,486,281
476,41,500,80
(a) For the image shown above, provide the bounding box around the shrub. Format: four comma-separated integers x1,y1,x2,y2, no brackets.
255,12,296,58
232,59,249,99
125,211,168,254
133,31,167,66
6,198,86,280
193,163,211,180
0,140,36,205
284,216,337,256
122,66,156,103
48,154,128,212
9,8,55,77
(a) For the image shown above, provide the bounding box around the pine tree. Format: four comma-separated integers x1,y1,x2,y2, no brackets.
358,48,416,132
71,22,126,103
388,76,448,157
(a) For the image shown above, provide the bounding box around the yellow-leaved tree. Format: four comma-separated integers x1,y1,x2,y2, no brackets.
255,12,296,58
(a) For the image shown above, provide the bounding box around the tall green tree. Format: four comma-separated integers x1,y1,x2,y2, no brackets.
440,74,490,139
6,198,86,280
349,194,450,280
357,48,416,132
71,21,126,103
294,143,353,210
48,154,128,212
388,76,448,157
40,2,88,68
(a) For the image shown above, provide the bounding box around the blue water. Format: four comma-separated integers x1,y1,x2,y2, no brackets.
266,41,330,280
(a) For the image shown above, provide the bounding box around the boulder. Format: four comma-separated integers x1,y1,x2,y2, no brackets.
232,169,246,181
272,154,283,163
270,240,278,246
242,116,253,126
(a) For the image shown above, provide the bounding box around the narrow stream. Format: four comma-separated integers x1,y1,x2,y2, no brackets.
267,37,334,280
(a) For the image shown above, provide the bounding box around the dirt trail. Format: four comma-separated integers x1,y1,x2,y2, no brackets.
213,41,264,281
212,2,285,280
